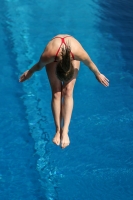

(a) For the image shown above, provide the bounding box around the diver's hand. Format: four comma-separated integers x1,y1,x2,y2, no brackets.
96,73,109,87
19,70,33,82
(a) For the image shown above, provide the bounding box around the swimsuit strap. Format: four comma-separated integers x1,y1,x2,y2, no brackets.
53,36,74,62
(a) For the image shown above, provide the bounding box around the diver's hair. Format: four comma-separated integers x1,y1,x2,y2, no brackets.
56,45,74,82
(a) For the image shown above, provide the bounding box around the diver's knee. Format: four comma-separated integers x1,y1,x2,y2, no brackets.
62,86,73,98
52,90,61,99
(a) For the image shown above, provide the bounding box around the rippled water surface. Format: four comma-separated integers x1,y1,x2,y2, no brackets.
0,0,133,199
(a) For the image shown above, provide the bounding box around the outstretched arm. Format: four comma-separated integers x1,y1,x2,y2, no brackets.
19,52,53,82
80,50,109,87
19,60,43,82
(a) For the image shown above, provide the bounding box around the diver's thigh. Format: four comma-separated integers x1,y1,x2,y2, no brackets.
63,60,80,88
46,62,61,90
72,60,80,80
72,60,80,69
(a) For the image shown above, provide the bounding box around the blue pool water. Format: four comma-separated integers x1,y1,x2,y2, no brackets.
0,0,133,199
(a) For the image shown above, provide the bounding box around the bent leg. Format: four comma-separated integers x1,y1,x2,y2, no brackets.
61,60,80,148
46,62,62,145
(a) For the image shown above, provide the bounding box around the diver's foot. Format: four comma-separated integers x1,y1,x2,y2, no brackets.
60,129,70,149
52,131,60,146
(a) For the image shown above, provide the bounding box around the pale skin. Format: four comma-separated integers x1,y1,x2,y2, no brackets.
19,34,109,149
